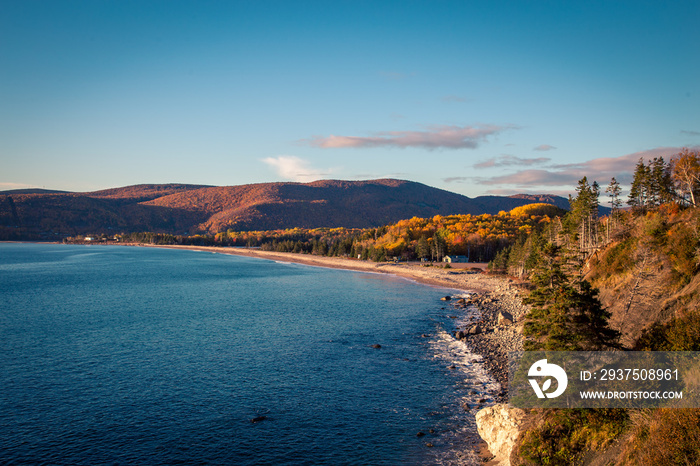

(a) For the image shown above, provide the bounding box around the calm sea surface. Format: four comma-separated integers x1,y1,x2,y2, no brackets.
0,243,498,465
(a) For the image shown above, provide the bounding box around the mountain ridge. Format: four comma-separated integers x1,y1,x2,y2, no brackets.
0,179,573,239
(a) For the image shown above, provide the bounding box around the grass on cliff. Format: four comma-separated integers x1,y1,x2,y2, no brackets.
590,205,700,289
516,408,628,466
618,408,700,465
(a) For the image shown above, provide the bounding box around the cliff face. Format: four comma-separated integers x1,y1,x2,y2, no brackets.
476,404,527,466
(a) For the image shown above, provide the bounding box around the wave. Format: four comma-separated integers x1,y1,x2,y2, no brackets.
422,317,501,465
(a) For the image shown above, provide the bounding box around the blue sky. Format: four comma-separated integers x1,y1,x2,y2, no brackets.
2,0,699,197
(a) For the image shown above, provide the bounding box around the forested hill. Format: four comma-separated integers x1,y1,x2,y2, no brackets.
487,149,700,465
0,179,571,239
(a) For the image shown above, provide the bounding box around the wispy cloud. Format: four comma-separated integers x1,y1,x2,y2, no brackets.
477,169,583,187
0,182,38,191
533,144,556,151
262,156,331,183
550,147,691,175
474,146,697,189
443,176,469,183
484,188,574,197
474,155,551,169
681,130,700,137
304,124,516,150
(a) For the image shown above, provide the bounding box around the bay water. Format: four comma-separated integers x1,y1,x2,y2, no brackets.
0,243,498,465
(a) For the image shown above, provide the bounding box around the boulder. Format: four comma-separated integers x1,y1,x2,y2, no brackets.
440,296,451,301
497,311,514,326
467,324,482,335
475,404,526,466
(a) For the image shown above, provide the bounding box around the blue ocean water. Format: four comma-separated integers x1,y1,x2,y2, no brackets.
0,243,498,465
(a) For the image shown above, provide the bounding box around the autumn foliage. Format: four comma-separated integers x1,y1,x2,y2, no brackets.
206,203,564,262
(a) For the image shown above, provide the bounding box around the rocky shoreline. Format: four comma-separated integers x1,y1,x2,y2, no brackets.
446,281,529,402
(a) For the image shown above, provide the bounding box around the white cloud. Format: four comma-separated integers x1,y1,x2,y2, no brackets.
473,146,700,189
262,156,331,182
304,124,516,150
484,187,573,197
473,155,551,169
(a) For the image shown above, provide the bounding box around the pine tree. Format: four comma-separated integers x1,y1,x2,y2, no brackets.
655,157,674,204
605,177,622,238
605,177,622,213
523,243,620,350
628,158,650,211
417,235,430,259
566,177,600,255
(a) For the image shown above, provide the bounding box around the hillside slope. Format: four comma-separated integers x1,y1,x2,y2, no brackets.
0,179,571,238
144,179,570,232
586,206,700,347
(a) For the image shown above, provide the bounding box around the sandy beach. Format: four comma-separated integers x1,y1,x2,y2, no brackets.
140,244,495,292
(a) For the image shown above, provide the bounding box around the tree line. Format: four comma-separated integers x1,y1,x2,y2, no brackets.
138,203,561,263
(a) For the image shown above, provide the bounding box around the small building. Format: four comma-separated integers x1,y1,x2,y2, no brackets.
443,255,468,263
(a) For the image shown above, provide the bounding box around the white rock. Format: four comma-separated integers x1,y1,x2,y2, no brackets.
475,403,526,466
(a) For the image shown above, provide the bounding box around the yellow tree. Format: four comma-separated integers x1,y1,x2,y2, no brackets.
671,148,700,207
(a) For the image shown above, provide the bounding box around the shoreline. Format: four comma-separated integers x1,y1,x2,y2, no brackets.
7,241,527,462
135,244,528,394
138,244,496,292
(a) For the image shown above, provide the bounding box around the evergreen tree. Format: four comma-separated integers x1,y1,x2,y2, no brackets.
417,235,430,259
605,177,622,211
605,177,622,238
523,243,620,350
567,177,600,254
628,158,649,211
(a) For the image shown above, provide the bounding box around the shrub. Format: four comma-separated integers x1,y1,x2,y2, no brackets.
594,237,637,279
518,409,628,465
623,408,700,465
665,222,699,285
643,212,669,246
636,308,700,351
